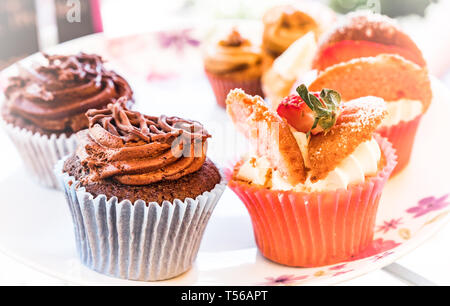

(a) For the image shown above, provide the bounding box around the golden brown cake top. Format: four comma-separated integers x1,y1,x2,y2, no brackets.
309,54,432,112
226,88,307,185
308,97,387,181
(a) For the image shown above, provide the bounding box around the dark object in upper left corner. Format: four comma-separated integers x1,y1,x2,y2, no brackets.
54,0,103,43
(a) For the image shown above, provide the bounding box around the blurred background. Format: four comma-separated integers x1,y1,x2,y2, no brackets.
1,0,450,82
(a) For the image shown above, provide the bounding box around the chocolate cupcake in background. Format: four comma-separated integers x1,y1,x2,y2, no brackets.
204,28,264,108
56,98,226,281
1,53,133,188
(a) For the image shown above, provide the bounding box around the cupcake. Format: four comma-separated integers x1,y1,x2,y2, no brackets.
309,12,432,175
309,54,432,176
225,85,396,267
262,31,317,109
1,53,133,188
55,98,226,281
262,2,335,71
204,27,264,108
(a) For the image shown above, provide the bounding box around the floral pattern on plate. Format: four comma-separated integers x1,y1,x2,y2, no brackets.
259,193,450,285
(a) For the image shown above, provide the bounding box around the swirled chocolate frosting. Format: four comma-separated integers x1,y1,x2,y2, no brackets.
3,53,133,134
76,97,211,185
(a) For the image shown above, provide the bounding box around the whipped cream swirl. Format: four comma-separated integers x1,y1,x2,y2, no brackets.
237,138,381,192
381,99,423,127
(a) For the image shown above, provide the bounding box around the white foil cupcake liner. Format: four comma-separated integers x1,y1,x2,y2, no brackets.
55,157,227,281
1,119,78,189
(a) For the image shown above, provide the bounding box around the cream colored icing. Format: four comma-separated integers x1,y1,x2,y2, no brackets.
263,32,317,109
236,138,381,192
381,99,423,127
271,32,317,81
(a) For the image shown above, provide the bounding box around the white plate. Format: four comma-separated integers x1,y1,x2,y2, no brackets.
0,31,449,286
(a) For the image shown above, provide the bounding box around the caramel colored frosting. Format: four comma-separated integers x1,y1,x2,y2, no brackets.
204,28,262,78
77,98,210,186
263,5,318,57
4,53,133,133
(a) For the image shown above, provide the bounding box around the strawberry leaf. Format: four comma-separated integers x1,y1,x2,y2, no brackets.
295,84,341,136
296,84,314,111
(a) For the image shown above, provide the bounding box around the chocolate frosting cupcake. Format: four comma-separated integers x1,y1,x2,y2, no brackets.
57,98,225,281
2,53,133,136
64,97,221,203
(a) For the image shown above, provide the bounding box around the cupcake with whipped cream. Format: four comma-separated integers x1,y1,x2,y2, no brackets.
309,12,432,175
225,85,396,267
1,53,133,188
56,98,226,281
309,54,431,176
204,27,264,108
262,2,335,71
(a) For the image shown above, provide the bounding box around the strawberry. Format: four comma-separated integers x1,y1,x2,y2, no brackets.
277,84,342,136
277,95,317,134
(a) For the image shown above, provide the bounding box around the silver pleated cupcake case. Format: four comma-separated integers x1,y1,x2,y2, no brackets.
1,120,78,189
55,158,227,281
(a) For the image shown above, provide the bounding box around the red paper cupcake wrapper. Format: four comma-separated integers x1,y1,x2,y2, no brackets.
226,134,397,267
205,71,264,108
377,115,422,177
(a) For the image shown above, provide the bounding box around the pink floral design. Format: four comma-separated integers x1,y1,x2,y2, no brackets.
260,275,308,286
353,238,401,260
146,71,177,82
407,194,450,218
332,270,354,277
157,29,200,53
372,251,394,262
329,264,347,271
377,218,402,233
